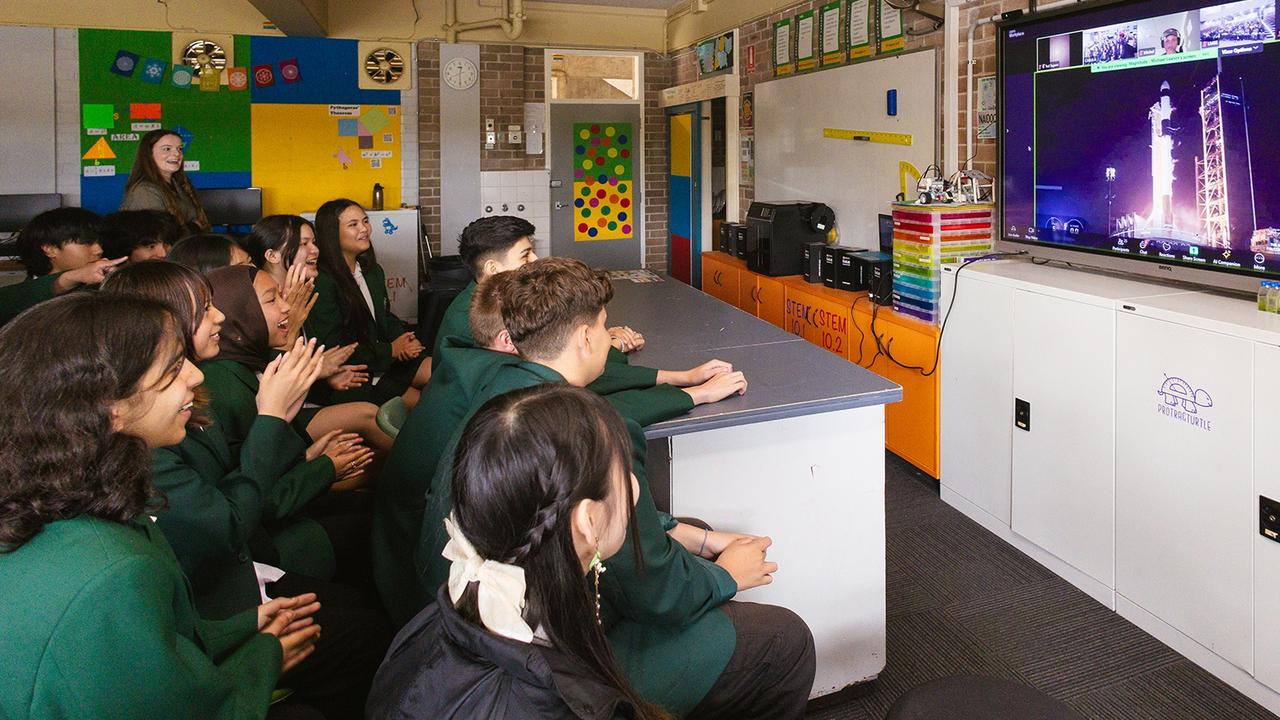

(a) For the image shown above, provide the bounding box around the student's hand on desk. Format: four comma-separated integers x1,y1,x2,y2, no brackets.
326,364,370,391
54,256,127,293
391,332,425,361
716,536,777,592
659,359,733,387
258,338,325,421
259,593,323,673
609,326,645,353
683,370,748,405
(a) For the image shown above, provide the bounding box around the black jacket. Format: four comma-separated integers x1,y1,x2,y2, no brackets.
367,587,636,719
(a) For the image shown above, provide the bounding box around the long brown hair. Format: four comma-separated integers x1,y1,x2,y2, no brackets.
125,129,210,230
314,198,376,345
451,385,667,720
0,294,186,550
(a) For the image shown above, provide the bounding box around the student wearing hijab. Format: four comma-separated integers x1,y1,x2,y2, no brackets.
0,207,124,325
202,265,394,458
0,292,322,719
120,129,210,230
306,199,431,408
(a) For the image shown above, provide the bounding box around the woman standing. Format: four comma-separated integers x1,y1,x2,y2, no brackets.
307,199,430,407
0,292,320,719
121,129,210,231
368,385,666,720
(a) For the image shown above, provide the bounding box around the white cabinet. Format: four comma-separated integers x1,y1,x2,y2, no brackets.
1010,291,1116,592
1114,312,1255,672
1255,342,1280,688
940,272,1014,525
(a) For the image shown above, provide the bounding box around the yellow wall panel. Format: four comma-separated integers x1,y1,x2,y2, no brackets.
670,113,692,177
251,103,401,217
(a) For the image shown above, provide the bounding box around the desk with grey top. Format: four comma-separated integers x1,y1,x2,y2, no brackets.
606,275,901,698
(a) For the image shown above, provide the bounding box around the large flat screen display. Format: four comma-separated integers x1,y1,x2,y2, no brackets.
1000,0,1280,287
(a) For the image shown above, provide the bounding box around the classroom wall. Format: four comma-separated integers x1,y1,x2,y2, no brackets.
0,0,667,51
0,27,57,195
415,40,671,272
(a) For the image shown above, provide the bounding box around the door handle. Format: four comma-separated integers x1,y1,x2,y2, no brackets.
714,270,722,285
554,201,568,210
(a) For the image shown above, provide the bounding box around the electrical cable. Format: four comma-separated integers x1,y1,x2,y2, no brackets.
871,250,1027,377
850,295,869,365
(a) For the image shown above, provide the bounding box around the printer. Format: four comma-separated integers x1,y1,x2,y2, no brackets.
744,201,835,277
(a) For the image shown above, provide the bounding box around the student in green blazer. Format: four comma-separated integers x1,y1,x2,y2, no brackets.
373,269,741,625
414,259,815,717
305,199,431,407
0,292,322,719
0,207,125,325
102,263,390,719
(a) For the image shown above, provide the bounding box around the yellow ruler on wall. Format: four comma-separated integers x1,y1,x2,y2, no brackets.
822,127,914,146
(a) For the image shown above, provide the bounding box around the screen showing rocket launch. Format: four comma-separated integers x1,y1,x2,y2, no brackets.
1001,0,1280,279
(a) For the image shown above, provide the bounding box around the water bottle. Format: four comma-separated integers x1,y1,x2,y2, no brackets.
372,183,384,211
1260,281,1270,312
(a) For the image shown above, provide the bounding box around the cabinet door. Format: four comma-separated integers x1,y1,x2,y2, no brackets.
1255,342,1280,689
756,276,786,328
700,255,739,306
940,272,1014,524
1115,312,1254,673
737,275,760,316
784,285,851,359
1011,291,1115,591
854,305,940,477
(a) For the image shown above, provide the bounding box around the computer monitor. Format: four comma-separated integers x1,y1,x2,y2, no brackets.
0,194,62,233
878,213,895,252
197,188,262,227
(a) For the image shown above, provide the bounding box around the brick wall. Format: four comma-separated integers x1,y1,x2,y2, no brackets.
417,42,442,256
643,51,674,272
479,44,547,171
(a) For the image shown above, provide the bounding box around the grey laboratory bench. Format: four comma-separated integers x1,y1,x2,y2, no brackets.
606,275,902,698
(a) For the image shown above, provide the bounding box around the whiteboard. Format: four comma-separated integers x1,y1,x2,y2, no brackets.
755,48,936,249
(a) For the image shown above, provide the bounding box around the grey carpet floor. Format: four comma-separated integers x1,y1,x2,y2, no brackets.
806,453,1278,720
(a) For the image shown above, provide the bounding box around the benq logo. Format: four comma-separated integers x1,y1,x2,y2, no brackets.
1157,265,1174,272
1156,374,1213,431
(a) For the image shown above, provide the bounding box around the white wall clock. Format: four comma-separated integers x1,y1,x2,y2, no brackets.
442,57,478,91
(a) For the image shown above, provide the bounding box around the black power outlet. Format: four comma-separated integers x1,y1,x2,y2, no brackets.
1262,496,1280,543
1015,398,1030,431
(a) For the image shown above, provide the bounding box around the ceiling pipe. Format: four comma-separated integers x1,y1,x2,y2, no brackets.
444,0,526,44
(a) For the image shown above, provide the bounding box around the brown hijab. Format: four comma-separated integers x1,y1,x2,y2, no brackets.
206,265,270,371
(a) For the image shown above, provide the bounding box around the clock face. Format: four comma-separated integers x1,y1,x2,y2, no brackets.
443,57,477,91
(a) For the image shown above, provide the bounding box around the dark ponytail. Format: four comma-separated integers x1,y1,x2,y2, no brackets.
243,214,313,268
451,384,666,720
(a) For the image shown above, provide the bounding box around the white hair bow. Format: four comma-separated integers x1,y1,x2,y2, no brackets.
443,514,535,643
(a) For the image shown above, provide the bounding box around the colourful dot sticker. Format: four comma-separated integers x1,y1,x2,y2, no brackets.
581,159,592,170
608,221,618,231
618,211,628,221
607,148,618,158
621,149,630,158
598,174,607,183
601,206,611,216
580,186,590,196
581,209,591,218
622,224,631,234
589,198,599,207
575,145,585,155
574,169,584,179
585,176,595,185
614,164,625,175
605,126,616,137
597,218,607,227
596,189,607,199
617,134,628,145
578,223,588,232
590,124,600,133
579,129,590,140
620,198,630,208
601,137,611,147
595,157,605,166
588,227,598,237
575,198,584,207
591,137,601,146
587,147,597,157
608,177,619,186
618,184,628,193
610,194,619,203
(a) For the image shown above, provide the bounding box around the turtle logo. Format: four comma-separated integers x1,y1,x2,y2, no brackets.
1157,375,1213,414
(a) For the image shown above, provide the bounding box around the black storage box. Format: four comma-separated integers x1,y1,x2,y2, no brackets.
803,242,826,284
821,245,839,288
745,201,834,277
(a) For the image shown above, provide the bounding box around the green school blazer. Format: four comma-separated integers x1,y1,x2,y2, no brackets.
306,264,405,375
413,362,735,715
194,360,337,579
154,415,332,619
373,335,521,626
430,279,661,395
0,515,281,719
0,273,59,326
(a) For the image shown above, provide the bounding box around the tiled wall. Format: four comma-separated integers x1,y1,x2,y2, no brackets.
478,170,552,258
